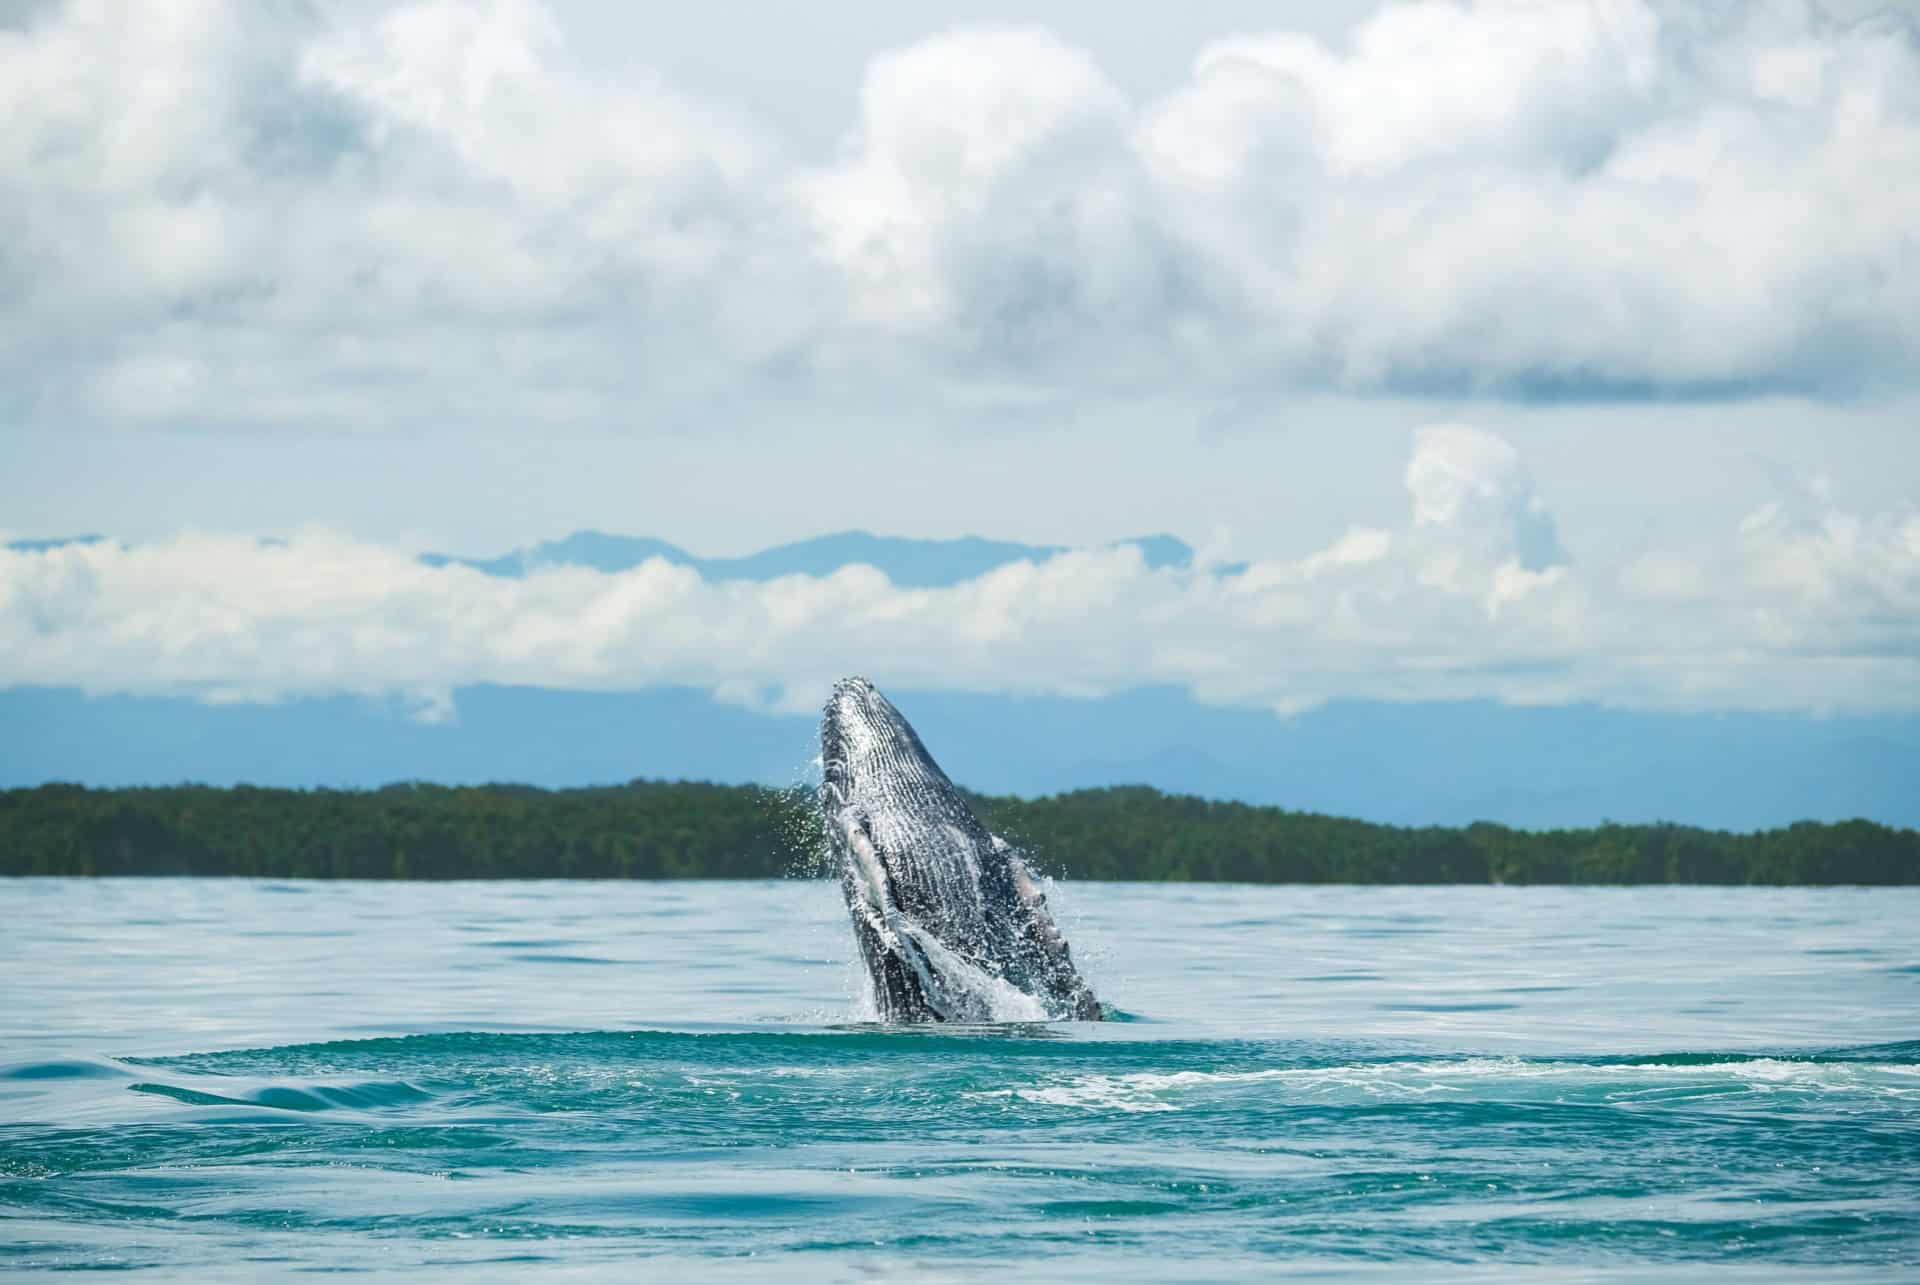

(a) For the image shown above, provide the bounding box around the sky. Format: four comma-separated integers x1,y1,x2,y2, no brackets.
2,0,1917,807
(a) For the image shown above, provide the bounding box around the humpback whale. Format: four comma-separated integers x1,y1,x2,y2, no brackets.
820,677,1103,1022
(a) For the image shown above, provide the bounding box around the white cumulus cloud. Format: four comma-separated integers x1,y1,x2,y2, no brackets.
3,427,1913,717
2,0,1917,433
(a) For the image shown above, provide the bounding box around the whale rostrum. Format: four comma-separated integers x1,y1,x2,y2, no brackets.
820,677,1103,1022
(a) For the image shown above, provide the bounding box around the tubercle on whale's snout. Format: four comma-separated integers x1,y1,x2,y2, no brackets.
819,675,920,801
819,677,870,754
822,676,879,728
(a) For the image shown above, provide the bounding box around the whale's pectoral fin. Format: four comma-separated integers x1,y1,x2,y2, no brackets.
838,810,946,1022
837,811,898,934
999,841,1072,957
991,835,1104,1021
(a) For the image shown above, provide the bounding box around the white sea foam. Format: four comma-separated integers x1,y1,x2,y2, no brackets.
970,1057,1920,1113
895,919,1050,1023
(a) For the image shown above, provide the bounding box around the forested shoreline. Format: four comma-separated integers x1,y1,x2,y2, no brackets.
4,781,1915,885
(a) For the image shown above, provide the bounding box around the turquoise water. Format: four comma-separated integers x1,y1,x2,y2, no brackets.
2,879,1916,1280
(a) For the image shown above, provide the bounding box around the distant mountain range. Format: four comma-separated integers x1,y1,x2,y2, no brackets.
416,529,1214,586
6,529,1916,830
6,535,108,553
6,682,1917,831
14,529,1219,588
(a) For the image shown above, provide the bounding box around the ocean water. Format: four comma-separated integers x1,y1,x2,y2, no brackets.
2,879,1916,1281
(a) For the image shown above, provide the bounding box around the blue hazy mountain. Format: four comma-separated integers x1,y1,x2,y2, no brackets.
6,529,1916,828
419,530,1205,587
5,535,106,553
5,684,1916,830
14,529,1220,586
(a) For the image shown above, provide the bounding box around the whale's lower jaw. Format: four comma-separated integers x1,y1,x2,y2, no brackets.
822,677,1103,1024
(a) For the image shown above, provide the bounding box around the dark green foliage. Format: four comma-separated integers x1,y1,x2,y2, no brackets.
971,788,1915,885
1,782,1913,883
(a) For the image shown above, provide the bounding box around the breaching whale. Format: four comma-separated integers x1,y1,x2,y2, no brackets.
820,677,1103,1022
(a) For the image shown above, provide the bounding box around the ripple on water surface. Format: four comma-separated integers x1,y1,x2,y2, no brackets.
1,880,1917,1279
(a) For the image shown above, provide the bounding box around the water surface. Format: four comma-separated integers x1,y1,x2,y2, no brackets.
2,880,1916,1279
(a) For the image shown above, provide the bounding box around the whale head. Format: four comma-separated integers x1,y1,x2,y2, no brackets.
819,676,953,817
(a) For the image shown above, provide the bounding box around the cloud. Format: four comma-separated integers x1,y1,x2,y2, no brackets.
0,0,805,431
2,0,1917,432
1615,471,1920,708
1405,424,1566,574
4,426,1912,717
1138,1,1920,396
797,26,1132,333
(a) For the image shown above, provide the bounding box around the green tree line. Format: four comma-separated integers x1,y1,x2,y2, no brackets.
2,781,1914,884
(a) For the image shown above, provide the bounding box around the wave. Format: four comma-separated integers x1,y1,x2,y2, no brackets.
7,1030,1915,1276
968,1055,1920,1114
124,1077,434,1113
0,1032,1886,1129
106,1028,1920,1067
